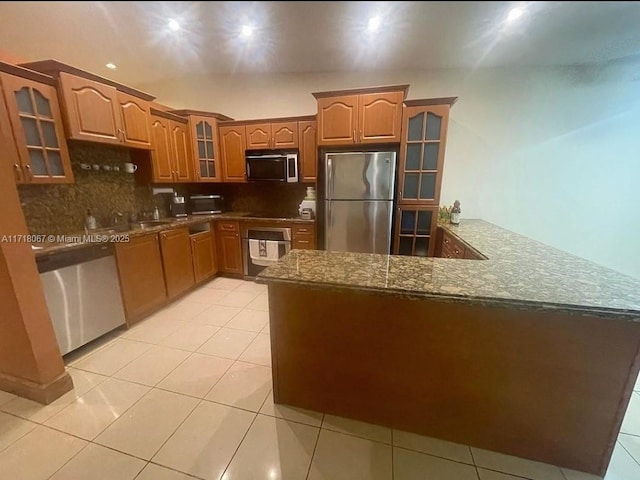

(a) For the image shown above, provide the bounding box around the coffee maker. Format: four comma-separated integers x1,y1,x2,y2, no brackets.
170,192,187,218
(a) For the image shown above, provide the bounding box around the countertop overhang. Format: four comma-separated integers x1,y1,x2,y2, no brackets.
258,219,640,320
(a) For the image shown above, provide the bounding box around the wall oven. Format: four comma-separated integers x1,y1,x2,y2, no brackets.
246,152,298,183
241,225,292,276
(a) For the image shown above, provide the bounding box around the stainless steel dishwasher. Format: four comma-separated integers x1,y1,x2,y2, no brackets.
36,243,126,355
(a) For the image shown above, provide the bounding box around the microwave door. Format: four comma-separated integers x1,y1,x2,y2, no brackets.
246,156,287,182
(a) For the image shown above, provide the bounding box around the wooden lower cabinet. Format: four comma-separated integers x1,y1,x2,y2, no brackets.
115,234,167,324
394,206,438,257
292,224,316,250
216,221,243,274
159,227,195,299
191,230,218,283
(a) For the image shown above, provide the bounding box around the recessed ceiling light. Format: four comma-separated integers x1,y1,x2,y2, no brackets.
105,62,117,70
168,19,180,31
506,7,524,22
241,24,254,37
368,16,381,32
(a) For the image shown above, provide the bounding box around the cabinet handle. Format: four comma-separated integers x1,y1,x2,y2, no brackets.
13,164,23,182
24,164,33,180
353,129,356,143
359,130,362,141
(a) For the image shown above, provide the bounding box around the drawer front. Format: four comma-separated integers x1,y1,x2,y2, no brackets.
293,233,316,250
216,221,240,232
292,225,315,236
441,239,465,259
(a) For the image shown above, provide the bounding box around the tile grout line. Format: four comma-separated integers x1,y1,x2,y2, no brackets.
618,438,640,469
469,444,482,479
305,414,324,480
218,407,261,479
391,429,395,480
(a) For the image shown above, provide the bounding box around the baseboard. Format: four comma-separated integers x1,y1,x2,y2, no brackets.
0,370,73,405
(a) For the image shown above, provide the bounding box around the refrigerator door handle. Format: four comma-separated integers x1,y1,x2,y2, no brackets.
326,157,333,199
325,200,332,250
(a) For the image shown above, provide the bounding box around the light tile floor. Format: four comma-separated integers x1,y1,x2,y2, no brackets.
1,277,640,479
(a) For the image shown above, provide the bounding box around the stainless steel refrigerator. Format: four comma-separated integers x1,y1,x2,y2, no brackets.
324,151,397,254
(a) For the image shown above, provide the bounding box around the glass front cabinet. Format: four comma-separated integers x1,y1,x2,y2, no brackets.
0,72,73,184
394,99,455,256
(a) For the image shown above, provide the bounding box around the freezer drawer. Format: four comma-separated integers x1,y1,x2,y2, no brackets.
325,200,393,254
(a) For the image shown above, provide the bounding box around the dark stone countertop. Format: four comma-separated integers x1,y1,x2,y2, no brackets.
32,212,315,257
257,219,640,320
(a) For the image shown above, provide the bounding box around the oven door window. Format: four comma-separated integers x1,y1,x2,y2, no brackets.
247,157,286,181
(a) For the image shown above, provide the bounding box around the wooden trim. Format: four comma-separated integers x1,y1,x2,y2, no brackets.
169,109,234,121
0,61,57,85
19,59,156,100
0,370,73,405
404,97,458,107
312,84,410,99
219,114,316,126
150,107,189,123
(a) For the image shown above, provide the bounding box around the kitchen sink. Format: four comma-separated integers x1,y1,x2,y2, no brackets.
129,220,173,229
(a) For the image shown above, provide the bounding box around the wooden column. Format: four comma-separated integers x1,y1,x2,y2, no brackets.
0,88,72,404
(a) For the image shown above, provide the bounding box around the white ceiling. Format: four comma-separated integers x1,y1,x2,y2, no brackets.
1,1,639,87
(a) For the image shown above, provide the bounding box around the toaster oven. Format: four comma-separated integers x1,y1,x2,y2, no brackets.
190,195,223,215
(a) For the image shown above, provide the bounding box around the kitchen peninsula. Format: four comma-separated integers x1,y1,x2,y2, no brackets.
258,219,640,477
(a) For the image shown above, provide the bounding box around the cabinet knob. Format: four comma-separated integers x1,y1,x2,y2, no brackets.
13,164,23,182
24,164,33,180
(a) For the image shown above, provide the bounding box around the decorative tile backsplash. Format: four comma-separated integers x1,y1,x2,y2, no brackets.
18,142,157,235
18,142,312,235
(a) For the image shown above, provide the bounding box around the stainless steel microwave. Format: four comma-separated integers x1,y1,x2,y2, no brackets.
189,194,223,215
246,152,298,183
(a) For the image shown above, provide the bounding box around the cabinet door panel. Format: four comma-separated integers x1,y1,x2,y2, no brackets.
393,206,438,257
117,91,151,148
272,121,298,148
115,234,167,324
149,116,173,182
160,228,195,299
246,123,271,150
220,125,246,182
58,72,122,144
190,116,220,182
317,95,358,146
0,73,73,183
171,120,193,182
298,120,317,182
358,91,403,144
191,231,217,283
216,222,243,274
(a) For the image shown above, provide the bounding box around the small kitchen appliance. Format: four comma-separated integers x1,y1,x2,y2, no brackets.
170,192,187,218
190,194,223,215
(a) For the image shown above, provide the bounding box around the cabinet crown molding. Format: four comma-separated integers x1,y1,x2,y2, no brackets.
312,84,410,99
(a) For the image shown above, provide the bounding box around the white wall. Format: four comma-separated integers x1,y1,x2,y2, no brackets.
136,59,640,279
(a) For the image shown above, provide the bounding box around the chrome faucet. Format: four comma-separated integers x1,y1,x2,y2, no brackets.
110,209,125,226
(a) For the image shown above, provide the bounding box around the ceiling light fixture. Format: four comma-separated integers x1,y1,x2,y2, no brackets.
506,7,524,23
368,16,381,33
241,24,254,38
168,19,180,31
105,62,117,70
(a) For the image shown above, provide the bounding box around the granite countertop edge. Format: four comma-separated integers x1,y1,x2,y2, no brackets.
33,212,315,257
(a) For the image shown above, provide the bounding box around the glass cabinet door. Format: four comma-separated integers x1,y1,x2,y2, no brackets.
399,105,449,205
394,206,438,257
192,116,220,182
0,73,73,183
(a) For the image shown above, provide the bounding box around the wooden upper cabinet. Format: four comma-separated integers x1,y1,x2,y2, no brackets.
358,91,403,144
220,125,246,182
0,72,73,184
159,228,195,299
58,72,122,144
190,115,222,182
316,95,358,146
117,91,151,149
246,123,271,150
149,115,173,183
272,121,298,148
298,120,317,182
314,86,408,146
114,233,167,324
398,102,453,206
170,120,193,182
